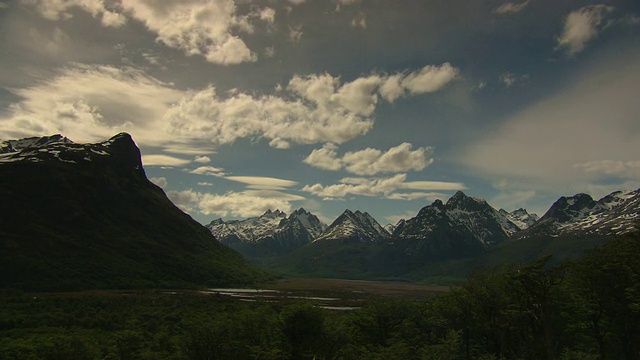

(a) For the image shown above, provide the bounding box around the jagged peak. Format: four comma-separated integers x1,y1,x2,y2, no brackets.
263,209,286,217
292,207,308,214
208,218,225,226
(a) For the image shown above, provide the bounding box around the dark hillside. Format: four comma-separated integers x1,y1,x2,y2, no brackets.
0,133,268,291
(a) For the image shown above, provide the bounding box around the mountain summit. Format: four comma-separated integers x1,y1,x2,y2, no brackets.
314,209,389,243
518,189,640,238
207,208,327,259
0,133,267,291
391,191,521,261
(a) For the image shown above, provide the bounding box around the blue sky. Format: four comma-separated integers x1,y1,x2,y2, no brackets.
1,0,639,225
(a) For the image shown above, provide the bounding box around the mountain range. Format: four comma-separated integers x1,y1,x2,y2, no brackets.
210,188,639,280
0,133,268,291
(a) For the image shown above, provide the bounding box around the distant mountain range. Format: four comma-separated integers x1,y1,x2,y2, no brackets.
209,188,639,280
0,133,268,291
207,208,326,258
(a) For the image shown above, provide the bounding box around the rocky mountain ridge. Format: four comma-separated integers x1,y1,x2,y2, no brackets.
0,133,267,290
207,208,327,258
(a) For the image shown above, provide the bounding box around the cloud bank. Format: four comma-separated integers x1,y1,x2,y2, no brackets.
304,142,434,175
0,62,458,156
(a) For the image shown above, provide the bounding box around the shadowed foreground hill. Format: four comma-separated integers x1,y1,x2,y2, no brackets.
0,133,268,291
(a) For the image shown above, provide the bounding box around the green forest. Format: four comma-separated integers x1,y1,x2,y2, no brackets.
1,234,639,360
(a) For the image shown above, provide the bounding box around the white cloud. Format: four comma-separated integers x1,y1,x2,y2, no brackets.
24,0,276,65
493,1,529,15
287,73,338,105
166,189,201,212
386,192,448,201
225,176,298,189
0,64,183,145
303,143,343,171
194,155,211,163
379,75,404,103
190,165,226,176
149,176,168,188
23,0,126,27
401,63,460,94
401,180,467,191
304,142,434,175
556,5,613,56
119,0,271,65
0,62,459,155
142,154,192,166
331,75,383,116
302,173,465,200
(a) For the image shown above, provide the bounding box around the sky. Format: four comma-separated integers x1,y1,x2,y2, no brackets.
1,0,639,226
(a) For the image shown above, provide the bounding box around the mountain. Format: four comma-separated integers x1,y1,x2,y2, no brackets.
207,208,327,258
391,191,521,261
0,133,268,291
517,189,640,238
264,190,639,282
314,210,389,243
499,208,539,230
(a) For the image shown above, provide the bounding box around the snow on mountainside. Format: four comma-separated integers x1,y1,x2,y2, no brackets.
519,189,640,237
207,208,328,258
499,208,540,230
0,134,73,155
290,208,327,239
392,191,520,257
0,133,139,167
207,209,287,243
314,210,389,243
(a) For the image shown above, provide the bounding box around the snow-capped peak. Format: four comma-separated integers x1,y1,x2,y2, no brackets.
314,209,389,243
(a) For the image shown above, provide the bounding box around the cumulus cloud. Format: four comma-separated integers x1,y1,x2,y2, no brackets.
302,173,466,200
163,85,374,147
194,155,211,163
557,5,613,56
0,64,183,145
119,0,275,65
493,1,529,15
149,176,168,188
304,142,434,175
23,0,126,27
303,143,343,171
0,62,459,155
401,63,460,95
23,0,276,65
190,165,226,176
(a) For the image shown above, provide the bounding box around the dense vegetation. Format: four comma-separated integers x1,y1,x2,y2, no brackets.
1,234,638,359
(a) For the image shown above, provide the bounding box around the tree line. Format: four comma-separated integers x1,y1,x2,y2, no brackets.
1,234,638,359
